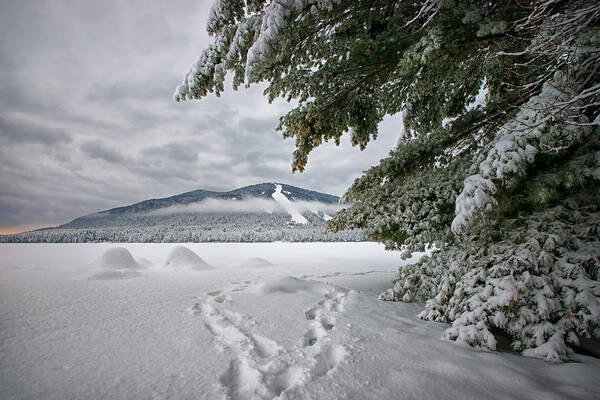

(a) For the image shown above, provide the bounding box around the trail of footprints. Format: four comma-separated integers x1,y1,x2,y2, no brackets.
192,281,349,400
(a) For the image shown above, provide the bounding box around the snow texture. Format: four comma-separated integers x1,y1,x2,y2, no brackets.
259,276,330,294
241,257,275,269
93,247,141,269
87,247,145,280
452,75,585,234
89,269,143,280
164,246,213,270
1,242,599,400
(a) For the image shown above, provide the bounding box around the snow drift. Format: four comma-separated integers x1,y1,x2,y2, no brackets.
94,247,141,269
2,242,599,399
89,247,143,280
260,276,329,294
163,246,212,271
241,257,275,268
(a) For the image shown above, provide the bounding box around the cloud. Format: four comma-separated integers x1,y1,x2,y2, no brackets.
0,0,402,232
148,197,345,216
81,141,127,164
142,142,199,163
240,116,278,134
0,116,72,145
87,79,176,103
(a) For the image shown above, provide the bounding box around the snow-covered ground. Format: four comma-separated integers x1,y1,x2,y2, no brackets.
1,243,599,400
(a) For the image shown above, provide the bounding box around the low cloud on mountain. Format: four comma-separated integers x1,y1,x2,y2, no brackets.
148,198,345,216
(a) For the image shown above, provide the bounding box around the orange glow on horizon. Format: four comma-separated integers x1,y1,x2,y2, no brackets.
0,224,57,235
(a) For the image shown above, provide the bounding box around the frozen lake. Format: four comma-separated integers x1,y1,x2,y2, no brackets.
1,242,599,399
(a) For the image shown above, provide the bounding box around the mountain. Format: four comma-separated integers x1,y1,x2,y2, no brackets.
1,183,363,243
61,182,340,228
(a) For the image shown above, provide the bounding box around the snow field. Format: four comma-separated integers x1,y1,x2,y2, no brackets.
236,257,275,269
1,242,599,400
192,277,349,399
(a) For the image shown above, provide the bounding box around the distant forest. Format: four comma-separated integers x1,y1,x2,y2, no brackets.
0,212,364,243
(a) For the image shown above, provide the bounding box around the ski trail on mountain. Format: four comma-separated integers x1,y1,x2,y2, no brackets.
192,280,351,399
271,184,308,225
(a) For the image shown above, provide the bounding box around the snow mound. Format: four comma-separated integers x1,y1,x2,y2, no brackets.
241,257,275,268
260,276,329,294
89,270,142,280
95,247,141,269
164,246,213,271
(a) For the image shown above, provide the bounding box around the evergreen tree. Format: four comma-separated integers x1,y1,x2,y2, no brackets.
175,0,600,360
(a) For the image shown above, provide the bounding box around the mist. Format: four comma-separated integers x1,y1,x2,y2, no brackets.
147,197,346,216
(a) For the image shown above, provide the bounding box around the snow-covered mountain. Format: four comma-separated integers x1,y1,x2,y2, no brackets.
59,182,339,228
1,183,363,243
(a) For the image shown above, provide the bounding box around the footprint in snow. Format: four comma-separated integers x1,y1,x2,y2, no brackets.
192,279,352,399
229,280,252,292
303,289,348,347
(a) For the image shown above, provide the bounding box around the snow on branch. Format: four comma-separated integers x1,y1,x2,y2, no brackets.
505,1,600,123
175,0,445,102
404,0,440,30
452,74,591,235
451,0,600,236
175,0,347,101
451,175,497,235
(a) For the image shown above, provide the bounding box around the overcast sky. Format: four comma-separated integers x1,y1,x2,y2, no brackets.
0,0,402,234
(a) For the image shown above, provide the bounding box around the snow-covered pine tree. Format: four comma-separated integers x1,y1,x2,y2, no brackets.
175,0,600,360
